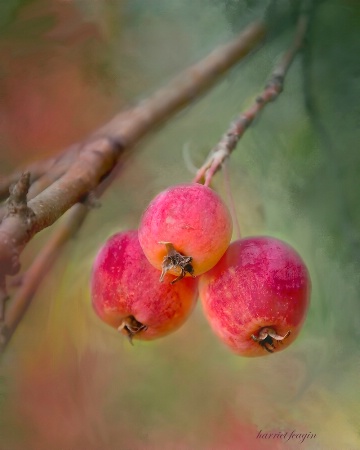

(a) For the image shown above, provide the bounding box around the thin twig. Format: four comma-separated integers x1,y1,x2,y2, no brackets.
194,11,309,186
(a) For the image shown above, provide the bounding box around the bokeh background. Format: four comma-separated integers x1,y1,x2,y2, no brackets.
1,1,360,449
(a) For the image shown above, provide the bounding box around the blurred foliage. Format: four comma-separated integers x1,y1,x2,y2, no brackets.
1,0,360,449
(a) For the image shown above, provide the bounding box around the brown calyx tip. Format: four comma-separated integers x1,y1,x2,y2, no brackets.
118,315,147,345
158,241,195,284
251,327,291,353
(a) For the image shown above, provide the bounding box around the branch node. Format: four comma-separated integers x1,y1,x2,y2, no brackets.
5,172,36,226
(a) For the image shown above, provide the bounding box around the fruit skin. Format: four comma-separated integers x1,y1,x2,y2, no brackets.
199,237,311,356
91,230,198,340
138,183,233,278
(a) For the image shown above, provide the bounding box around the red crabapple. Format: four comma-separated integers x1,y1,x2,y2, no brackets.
199,237,311,356
138,183,233,283
91,230,198,342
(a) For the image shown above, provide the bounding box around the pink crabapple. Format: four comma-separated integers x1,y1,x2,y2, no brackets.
91,230,198,342
138,183,233,283
199,236,311,356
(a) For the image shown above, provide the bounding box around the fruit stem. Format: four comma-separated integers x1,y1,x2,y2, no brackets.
158,242,195,284
118,315,148,344
251,327,290,353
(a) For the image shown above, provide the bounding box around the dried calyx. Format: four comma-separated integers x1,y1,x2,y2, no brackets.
251,327,291,353
118,315,147,344
159,242,195,284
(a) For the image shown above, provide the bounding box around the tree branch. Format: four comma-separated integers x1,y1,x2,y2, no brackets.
194,9,309,186
0,19,267,346
0,20,266,278
0,159,122,351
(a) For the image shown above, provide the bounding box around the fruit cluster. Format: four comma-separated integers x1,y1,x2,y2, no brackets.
91,183,310,356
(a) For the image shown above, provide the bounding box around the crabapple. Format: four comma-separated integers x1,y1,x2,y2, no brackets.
138,183,233,283
91,230,198,342
199,237,311,356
